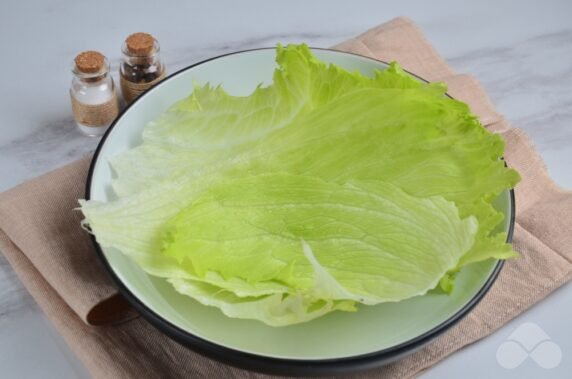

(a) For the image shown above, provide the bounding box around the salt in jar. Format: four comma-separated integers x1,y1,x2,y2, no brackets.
70,51,119,136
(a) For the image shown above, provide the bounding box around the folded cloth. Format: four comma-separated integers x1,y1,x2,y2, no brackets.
0,157,135,325
1,16,571,379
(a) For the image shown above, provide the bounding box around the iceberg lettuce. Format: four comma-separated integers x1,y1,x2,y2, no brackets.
80,44,519,326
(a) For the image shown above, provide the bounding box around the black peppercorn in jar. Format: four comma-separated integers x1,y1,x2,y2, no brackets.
120,32,166,103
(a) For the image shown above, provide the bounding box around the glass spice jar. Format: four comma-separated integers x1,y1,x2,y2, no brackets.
70,51,119,136
120,32,166,103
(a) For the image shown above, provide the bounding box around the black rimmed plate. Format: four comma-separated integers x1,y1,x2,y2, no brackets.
86,48,515,376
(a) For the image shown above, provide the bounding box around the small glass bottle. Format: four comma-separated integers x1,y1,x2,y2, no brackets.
120,32,166,103
70,51,119,136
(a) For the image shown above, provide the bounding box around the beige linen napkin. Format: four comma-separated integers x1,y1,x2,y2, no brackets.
1,17,571,378
0,157,135,326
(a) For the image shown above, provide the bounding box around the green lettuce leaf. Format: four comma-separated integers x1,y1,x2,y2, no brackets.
162,174,478,303
168,278,357,327
80,44,519,326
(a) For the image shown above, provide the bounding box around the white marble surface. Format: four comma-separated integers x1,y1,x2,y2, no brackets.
0,0,571,378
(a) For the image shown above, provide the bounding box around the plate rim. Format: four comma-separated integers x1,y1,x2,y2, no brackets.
85,46,515,376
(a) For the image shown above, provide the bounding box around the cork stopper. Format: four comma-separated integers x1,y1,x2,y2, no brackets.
125,33,155,56
74,51,105,74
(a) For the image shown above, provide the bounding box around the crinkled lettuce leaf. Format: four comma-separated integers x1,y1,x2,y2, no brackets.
163,174,477,305
80,44,519,326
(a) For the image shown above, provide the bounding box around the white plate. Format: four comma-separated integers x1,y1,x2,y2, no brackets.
86,48,514,375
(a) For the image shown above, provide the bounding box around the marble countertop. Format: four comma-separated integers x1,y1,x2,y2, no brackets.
1,0,570,378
